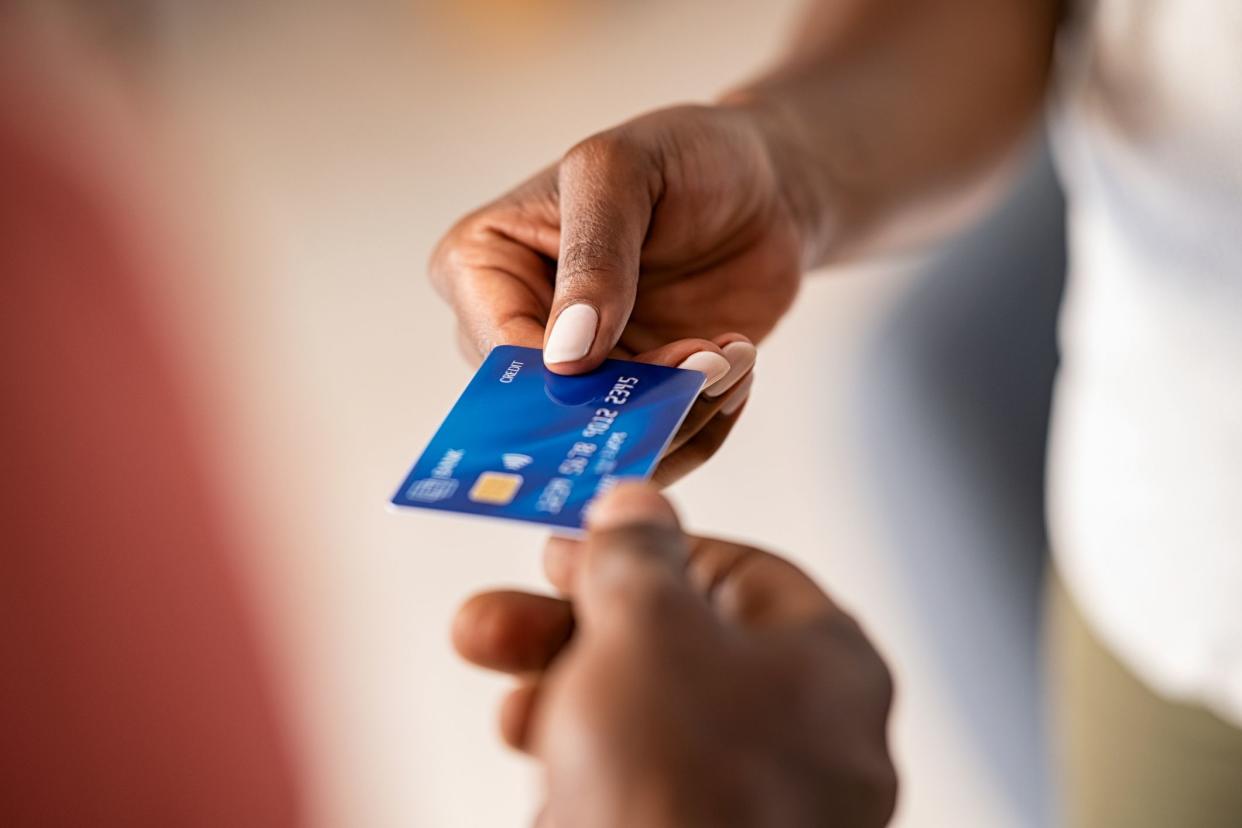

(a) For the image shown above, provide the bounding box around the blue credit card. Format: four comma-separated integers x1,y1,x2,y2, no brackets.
391,345,704,531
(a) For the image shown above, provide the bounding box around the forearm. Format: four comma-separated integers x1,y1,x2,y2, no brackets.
724,0,1061,266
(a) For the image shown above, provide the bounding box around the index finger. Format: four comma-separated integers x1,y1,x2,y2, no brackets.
431,228,551,359
429,174,562,359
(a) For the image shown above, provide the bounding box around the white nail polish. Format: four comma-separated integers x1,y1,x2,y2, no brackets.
704,341,757,398
544,304,598,364
720,372,754,416
677,351,731,389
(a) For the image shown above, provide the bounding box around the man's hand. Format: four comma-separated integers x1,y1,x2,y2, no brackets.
430,104,807,483
453,484,897,828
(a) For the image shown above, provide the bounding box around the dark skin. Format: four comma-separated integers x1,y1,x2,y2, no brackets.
454,484,897,828
432,105,803,359
439,0,1061,822
432,0,1057,484
430,104,799,483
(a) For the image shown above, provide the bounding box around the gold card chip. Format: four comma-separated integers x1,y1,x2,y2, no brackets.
468,471,524,505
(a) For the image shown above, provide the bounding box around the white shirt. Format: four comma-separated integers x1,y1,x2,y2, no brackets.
1049,0,1242,723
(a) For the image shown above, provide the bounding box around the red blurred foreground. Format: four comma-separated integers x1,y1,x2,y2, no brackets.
0,38,301,827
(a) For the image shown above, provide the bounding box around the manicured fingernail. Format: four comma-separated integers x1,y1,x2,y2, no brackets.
705,341,757,398
677,351,731,389
720,372,754,416
544,304,598,365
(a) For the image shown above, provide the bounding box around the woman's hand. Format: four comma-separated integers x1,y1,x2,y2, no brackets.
431,103,805,368
430,104,810,483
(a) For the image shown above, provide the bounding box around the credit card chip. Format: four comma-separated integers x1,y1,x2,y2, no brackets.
469,471,523,505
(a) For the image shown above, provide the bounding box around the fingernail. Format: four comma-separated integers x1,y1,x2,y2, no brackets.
589,482,678,531
543,537,579,587
705,341,756,398
720,372,754,416
544,304,598,365
677,350,731,389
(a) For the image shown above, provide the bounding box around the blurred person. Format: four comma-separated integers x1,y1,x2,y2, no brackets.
433,0,1242,825
0,16,302,828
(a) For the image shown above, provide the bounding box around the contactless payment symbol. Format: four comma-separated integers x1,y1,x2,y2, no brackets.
469,471,524,505
502,453,533,471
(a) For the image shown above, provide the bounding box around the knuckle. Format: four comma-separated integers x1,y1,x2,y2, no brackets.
428,216,480,289
837,615,896,709
856,758,900,827
558,236,619,284
561,129,660,202
562,130,637,175
864,642,897,712
427,238,456,293
443,239,483,279
431,231,504,300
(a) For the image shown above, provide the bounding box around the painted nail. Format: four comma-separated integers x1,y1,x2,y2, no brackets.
704,341,757,398
677,351,731,389
544,304,598,365
720,372,754,416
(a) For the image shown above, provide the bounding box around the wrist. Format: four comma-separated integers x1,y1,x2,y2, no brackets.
716,89,858,271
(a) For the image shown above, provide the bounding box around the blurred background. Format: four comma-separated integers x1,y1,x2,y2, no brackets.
19,1,1064,825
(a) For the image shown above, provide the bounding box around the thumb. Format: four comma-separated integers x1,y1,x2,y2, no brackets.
574,482,696,629
543,133,658,373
